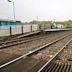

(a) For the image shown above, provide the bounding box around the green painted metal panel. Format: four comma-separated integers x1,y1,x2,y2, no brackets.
10,22,16,26
0,22,2,26
4,21,9,26
0,20,16,27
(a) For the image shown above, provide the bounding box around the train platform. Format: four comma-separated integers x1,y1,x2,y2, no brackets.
15,31,41,39
44,28,72,32
14,28,72,39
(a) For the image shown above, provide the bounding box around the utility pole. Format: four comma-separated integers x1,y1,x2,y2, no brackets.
37,16,38,21
8,0,15,20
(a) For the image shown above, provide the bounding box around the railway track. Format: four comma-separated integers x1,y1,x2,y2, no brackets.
0,31,72,72
0,35,42,49
40,62,72,72
0,31,71,65
0,31,60,49
0,33,43,48
0,32,41,45
0,31,71,49
38,37,72,72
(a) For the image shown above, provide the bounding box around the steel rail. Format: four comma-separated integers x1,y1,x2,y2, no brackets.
0,29,72,48
0,35,40,45
0,33,71,69
38,38,72,72
0,29,71,45
0,31,41,45
0,36,44,49
0,31,66,49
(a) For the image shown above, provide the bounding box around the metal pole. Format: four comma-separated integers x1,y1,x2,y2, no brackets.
37,16,38,21
8,0,15,20
13,2,15,20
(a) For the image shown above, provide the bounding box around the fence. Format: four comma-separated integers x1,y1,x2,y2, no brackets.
0,24,39,37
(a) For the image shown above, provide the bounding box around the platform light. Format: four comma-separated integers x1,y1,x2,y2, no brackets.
7,0,15,20
8,0,12,2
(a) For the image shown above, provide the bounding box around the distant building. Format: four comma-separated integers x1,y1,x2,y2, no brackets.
16,21,21,25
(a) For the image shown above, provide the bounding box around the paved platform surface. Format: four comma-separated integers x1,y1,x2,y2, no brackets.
14,28,72,39
44,28,72,32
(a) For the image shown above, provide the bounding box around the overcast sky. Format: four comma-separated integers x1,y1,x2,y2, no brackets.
0,0,72,22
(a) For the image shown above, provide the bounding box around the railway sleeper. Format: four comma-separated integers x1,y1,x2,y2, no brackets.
44,62,72,72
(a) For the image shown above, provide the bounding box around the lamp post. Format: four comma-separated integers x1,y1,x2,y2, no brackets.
8,0,15,20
